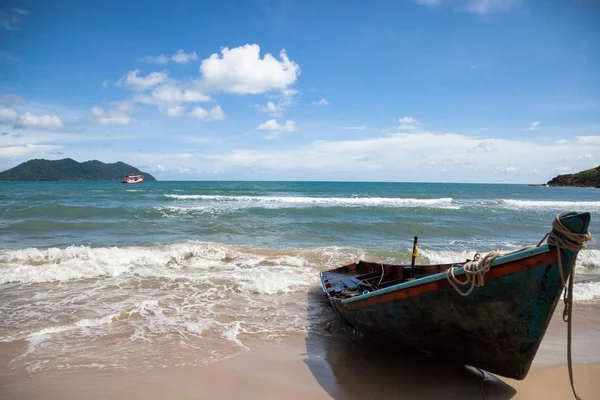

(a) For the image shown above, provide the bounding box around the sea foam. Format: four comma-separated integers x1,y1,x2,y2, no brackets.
163,194,457,208
500,199,600,210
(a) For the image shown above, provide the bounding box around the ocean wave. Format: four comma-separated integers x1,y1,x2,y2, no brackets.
500,199,600,210
2,242,599,374
0,243,347,291
576,250,600,274
2,243,597,287
573,281,600,302
163,194,457,208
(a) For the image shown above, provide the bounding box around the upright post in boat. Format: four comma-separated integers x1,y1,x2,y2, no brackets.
410,236,419,275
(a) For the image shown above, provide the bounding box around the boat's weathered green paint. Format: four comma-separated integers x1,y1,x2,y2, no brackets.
320,212,591,380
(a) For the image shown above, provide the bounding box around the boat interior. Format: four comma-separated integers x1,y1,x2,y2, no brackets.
321,260,467,299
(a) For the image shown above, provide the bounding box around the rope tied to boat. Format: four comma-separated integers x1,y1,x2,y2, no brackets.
446,212,593,400
540,212,594,400
446,251,502,297
445,212,593,298
538,212,594,296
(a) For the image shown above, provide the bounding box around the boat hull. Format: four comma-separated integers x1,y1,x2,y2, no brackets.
322,212,590,380
121,175,144,184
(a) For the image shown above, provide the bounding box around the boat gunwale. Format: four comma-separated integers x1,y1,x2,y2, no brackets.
334,244,552,304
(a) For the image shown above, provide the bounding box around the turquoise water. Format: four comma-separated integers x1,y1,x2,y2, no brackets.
1,181,599,373
2,181,599,250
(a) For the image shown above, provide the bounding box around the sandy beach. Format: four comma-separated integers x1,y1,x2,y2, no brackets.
2,298,599,400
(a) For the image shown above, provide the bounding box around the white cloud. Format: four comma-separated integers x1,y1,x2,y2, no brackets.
398,116,420,131
257,119,296,139
554,139,569,144
136,84,210,105
281,89,298,102
164,106,186,117
134,83,211,116
526,121,541,131
200,44,300,94
576,136,600,145
0,107,18,121
116,69,168,91
18,112,64,130
471,139,496,153
171,50,198,64
314,98,329,106
496,166,519,173
0,144,63,158
91,102,135,125
206,130,599,182
412,0,520,14
462,0,519,14
91,107,103,117
142,50,198,64
258,88,299,116
255,101,284,117
188,105,225,121
142,54,169,64
1,7,29,31
265,101,280,113
257,119,296,132
102,80,109,88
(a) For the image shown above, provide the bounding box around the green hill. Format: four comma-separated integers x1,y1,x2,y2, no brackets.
0,158,157,181
547,165,600,188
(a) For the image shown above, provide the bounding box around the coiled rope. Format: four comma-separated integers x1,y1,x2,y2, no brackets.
446,250,503,297
446,212,593,399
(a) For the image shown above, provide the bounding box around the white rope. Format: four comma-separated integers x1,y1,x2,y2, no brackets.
446,245,536,297
446,251,501,297
445,212,593,298
543,212,594,290
445,211,593,399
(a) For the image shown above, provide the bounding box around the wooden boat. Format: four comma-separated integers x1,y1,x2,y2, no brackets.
121,173,144,184
320,212,591,380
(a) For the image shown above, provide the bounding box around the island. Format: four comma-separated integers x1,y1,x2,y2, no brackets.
0,158,157,181
546,165,600,188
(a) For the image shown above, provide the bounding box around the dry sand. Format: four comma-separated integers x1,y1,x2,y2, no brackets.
2,303,599,400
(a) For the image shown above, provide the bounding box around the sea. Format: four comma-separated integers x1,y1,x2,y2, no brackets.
1,181,599,374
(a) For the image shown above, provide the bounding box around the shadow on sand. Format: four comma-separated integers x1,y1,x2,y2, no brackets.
303,287,516,399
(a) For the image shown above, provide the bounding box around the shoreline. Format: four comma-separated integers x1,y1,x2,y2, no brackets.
2,302,599,400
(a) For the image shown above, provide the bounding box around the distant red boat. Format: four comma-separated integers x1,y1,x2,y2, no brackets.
121,173,144,184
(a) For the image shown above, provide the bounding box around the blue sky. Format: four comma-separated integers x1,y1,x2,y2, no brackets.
0,0,599,182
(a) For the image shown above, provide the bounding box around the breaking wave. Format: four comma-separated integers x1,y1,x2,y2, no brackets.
1,242,599,374
163,194,457,208
500,199,600,211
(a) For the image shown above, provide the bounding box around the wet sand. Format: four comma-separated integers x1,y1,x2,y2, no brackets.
1,336,599,400
2,310,600,400
2,300,600,400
